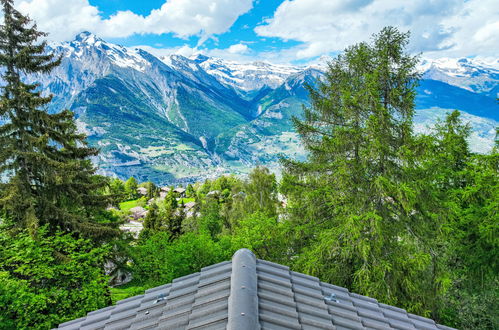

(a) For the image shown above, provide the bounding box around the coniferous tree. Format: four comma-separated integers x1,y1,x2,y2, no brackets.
282,27,437,314
0,0,116,239
140,203,161,239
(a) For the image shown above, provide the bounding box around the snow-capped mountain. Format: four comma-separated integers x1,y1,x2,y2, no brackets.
420,57,499,97
188,54,303,93
23,32,498,184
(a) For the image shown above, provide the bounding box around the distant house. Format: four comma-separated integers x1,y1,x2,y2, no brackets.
129,206,148,220
174,187,186,197
184,201,196,210
160,186,171,192
119,220,143,239
57,249,455,330
206,190,220,197
137,187,147,196
184,201,197,218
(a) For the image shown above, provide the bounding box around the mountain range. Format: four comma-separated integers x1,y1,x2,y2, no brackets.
26,32,498,184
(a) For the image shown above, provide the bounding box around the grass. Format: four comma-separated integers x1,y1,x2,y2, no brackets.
178,197,195,204
119,198,144,212
110,280,145,304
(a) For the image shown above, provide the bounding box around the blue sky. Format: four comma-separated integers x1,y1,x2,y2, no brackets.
13,0,499,64
87,0,303,61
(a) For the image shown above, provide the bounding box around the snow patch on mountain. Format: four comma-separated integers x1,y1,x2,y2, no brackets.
189,55,303,91
51,32,150,73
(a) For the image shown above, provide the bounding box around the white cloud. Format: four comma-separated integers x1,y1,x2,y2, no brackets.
14,0,254,44
227,43,249,54
15,0,101,41
255,0,499,59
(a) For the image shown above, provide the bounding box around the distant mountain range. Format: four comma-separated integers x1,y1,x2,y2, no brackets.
26,32,498,184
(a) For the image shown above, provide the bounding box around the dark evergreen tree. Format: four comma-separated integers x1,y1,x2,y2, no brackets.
0,0,117,239
169,200,185,240
140,203,161,240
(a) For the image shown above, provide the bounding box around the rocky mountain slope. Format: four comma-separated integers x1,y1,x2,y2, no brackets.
28,32,498,184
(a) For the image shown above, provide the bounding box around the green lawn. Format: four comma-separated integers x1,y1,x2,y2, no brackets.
110,281,145,304
119,198,144,212
178,197,195,204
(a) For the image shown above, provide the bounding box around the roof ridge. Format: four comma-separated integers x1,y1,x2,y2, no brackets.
227,249,261,330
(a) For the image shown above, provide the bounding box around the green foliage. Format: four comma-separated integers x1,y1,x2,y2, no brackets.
224,167,279,231
108,178,126,205
230,212,288,263
451,152,498,275
129,231,231,287
159,190,182,239
124,177,139,200
141,203,160,239
197,197,223,238
440,279,498,329
242,167,279,218
186,184,195,198
141,181,158,200
0,227,110,329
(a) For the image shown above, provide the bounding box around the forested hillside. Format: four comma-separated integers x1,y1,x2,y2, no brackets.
0,1,497,329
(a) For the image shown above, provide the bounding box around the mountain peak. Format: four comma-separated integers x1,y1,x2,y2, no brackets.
74,31,102,44
190,54,210,64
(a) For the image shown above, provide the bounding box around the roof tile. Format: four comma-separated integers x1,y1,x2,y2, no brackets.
57,249,455,330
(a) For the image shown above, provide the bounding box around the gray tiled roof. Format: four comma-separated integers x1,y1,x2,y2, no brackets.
57,249,455,330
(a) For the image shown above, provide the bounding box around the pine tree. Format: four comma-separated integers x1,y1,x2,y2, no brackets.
0,0,117,239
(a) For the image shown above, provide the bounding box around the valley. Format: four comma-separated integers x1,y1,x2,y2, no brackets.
32,32,498,184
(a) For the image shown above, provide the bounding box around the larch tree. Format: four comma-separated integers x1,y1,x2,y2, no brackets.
282,27,442,315
0,0,117,239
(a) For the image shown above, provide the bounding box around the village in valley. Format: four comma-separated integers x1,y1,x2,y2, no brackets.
118,185,197,237
114,175,290,243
